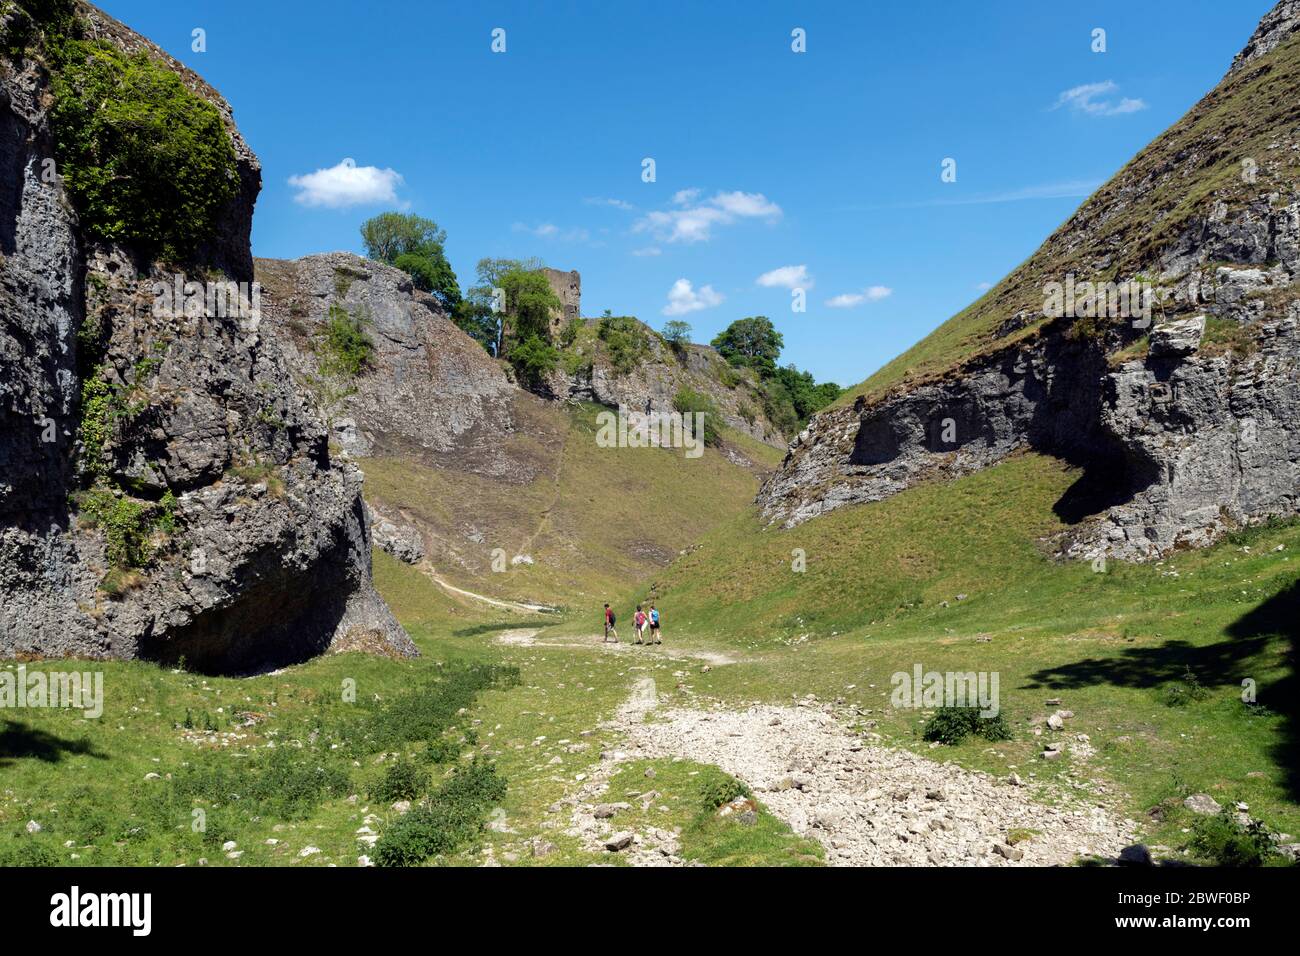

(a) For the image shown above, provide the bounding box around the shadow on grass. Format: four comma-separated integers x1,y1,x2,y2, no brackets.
1024,579,1299,800
0,719,105,768
452,620,553,638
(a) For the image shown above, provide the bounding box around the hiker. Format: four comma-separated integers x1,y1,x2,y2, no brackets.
648,603,661,644
603,603,618,643
633,605,647,644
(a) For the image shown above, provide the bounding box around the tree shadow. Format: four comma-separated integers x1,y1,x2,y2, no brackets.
0,719,105,769
1024,579,1299,800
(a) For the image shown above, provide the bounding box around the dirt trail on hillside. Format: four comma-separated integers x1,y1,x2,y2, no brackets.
563,681,1138,867
420,568,557,614
494,629,737,666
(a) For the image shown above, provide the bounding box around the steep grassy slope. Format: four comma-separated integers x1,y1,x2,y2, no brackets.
361,403,774,610
838,27,1300,408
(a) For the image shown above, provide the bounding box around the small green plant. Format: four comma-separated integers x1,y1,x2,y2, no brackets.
374,758,507,866
921,706,1012,745
698,769,752,812
1187,810,1279,867
1161,666,1212,707
370,756,428,803
319,303,375,378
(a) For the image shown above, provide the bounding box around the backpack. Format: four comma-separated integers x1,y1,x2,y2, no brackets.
608,610,616,626
651,609,659,625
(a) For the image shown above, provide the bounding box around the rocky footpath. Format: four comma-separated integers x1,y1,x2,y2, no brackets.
0,4,411,670
563,679,1136,866
759,5,1300,561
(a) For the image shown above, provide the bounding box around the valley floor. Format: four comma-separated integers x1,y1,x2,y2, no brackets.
1,453,1297,867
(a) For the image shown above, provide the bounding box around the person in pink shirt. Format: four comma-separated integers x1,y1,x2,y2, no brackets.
634,605,648,644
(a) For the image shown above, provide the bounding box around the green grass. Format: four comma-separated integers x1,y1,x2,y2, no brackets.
609,451,1300,850
361,403,764,609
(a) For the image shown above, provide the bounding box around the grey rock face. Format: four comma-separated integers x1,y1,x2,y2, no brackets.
255,253,542,482
554,324,785,447
759,332,1115,528
758,4,1300,560
1231,0,1300,74
1148,316,1205,359
366,502,425,565
0,8,412,671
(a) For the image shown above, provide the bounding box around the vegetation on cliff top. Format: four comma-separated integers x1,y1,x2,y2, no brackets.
49,38,238,259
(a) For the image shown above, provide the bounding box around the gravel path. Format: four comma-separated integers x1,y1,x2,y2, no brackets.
565,678,1139,867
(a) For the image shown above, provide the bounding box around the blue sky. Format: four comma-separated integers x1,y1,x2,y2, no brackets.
100,0,1275,386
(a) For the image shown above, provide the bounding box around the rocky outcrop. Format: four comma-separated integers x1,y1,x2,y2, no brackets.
758,2,1300,561
254,252,554,483
554,320,786,446
0,3,413,671
1231,0,1300,73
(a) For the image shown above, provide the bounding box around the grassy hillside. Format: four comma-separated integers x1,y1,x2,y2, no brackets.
607,452,1300,846
837,28,1300,408
0,552,820,868
361,402,774,610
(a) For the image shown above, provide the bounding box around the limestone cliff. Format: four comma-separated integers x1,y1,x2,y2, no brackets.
0,2,413,671
759,1,1300,561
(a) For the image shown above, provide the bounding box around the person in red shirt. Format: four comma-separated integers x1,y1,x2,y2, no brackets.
603,603,618,643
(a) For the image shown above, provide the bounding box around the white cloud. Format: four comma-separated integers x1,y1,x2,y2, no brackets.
976,281,993,291
512,222,589,242
635,190,783,244
1052,81,1146,117
631,246,662,257
826,286,892,308
662,278,725,316
288,158,403,208
585,197,636,211
756,264,813,290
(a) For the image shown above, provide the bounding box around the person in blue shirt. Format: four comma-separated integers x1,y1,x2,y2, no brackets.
648,604,661,645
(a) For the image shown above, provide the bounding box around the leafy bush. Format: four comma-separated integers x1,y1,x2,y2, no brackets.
370,756,428,803
320,303,375,378
597,315,652,374
424,735,465,764
374,758,507,867
922,706,1012,745
1187,811,1279,867
698,769,752,812
508,333,559,388
672,387,722,446
49,38,238,258
0,836,59,867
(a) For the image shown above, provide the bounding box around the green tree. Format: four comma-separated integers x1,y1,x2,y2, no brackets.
360,212,461,311
500,268,561,342
457,257,546,355
711,316,784,377
662,320,692,348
